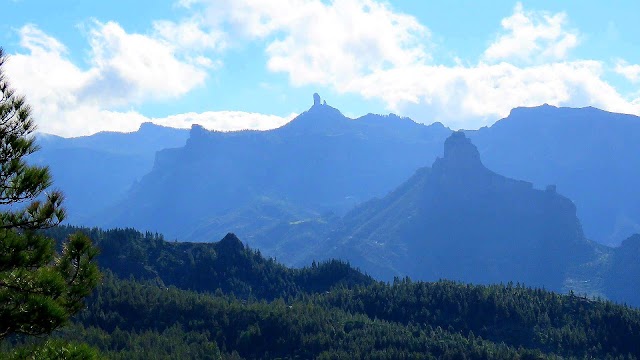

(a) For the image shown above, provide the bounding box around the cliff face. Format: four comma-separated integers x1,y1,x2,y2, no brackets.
32,123,189,224
470,105,640,245
329,132,594,291
101,95,452,241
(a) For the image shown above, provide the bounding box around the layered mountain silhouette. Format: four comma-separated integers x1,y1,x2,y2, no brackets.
322,131,597,292
98,95,451,242
27,95,640,306
470,105,640,245
34,97,640,248
31,123,189,223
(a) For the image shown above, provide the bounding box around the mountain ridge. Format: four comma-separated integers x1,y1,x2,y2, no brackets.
99,94,452,242
470,104,640,244
320,132,595,292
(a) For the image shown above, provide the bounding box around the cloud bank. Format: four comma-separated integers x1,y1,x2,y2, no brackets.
184,0,639,128
5,21,291,136
4,1,640,136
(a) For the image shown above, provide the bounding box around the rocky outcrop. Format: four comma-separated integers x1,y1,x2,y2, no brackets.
327,132,594,291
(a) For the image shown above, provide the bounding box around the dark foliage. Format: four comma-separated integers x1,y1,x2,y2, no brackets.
36,227,640,359
44,226,374,299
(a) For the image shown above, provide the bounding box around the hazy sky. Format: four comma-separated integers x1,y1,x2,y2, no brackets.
2,0,639,136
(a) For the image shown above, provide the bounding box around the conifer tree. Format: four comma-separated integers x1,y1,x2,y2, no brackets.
0,47,100,340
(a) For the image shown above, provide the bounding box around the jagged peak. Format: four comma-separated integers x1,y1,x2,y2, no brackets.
280,94,346,132
184,124,213,146
430,131,486,177
217,233,245,252
189,123,208,135
307,93,338,113
443,131,482,164
138,122,160,130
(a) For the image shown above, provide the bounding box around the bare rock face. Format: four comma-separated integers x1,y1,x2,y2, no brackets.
313,93,321,106
433,131,484,175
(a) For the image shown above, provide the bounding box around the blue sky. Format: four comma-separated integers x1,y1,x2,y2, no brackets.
2,0,639,136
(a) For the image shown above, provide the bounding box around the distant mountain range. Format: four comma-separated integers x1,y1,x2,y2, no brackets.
96,97,451,242
31,123,189,223
324,132,596,288
31,95,640,305
37,95,640,247
469,104,640,246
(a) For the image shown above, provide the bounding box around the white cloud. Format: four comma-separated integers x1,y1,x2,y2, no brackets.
7,22,212,109
4,23,266,136
6,25,93,125
185,0,638,128
484,3,579,63
27,104,293,137
19,24,67,55
154,111,295,131
615,60,640,83
188,0,429,86
5,1,640,136
82,20,209,105
153,18,226,52
348,60,638,129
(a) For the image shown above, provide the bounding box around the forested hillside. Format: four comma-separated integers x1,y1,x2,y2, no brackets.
44,226,372,299
7,227,638,359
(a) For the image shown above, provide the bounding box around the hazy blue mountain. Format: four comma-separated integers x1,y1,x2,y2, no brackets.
322,132,598,292
470,105,640,245
101,95,452,241
604,234,640,306
36,98,640,249
30,123,189,223
36,122,189,156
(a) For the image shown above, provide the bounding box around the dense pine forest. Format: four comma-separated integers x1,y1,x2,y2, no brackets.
4,227,640,359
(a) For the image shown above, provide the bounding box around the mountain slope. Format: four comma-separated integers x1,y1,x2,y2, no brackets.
34,101,640,249
31,123,189,223
324,132,597,292
45,226,373,299
470,105,640,245
38,226,640,359
65,275,640,359
101,95,452,243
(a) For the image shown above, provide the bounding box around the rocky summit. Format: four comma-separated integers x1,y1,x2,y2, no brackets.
326,131,597,292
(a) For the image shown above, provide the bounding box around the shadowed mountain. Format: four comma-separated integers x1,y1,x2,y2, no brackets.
470,105,640,245
604,234,640,305
44,226,373,299
30,123,189,223
35,100,640,250
40,227,640,358
323,132,598,292
100,94,452,243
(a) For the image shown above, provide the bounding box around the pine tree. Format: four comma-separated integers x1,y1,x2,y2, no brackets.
0,47,100,340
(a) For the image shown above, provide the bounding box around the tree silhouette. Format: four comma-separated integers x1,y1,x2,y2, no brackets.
0,47,100,341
